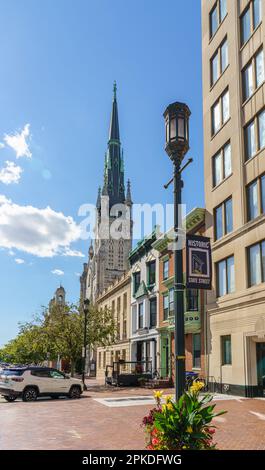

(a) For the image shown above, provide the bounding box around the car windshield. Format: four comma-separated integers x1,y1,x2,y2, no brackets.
1,369,25,376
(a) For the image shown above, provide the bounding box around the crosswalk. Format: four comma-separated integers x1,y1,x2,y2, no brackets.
93,393,247,408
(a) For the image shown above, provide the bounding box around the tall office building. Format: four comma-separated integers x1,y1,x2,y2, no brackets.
202,0,265,396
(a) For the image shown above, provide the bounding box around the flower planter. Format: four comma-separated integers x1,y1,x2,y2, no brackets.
142,382,227,450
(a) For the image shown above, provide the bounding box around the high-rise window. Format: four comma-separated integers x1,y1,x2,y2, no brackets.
192,334,201,369
212,101,221,134
224,142,232,178
247,180,258,220
210,0,227,38
222,89,230,123
245,120,256,159
248,240,265,286
253,0,262,30
210,4,218,37
225,198,233,234
241,6,251,45
258,110,265,149
215,205,223,240
242,49,264,102
213,151,222,186
221,335,232,365
213,142,232,187
247,175,265,220
217,256,235,296
214,197,233,240
211,38,228,87
221,39,228,72
163,294,169,320
220,0,227,22
212,89,230,135
243,63,254,100
241,0,262,46
261,175,265,213
255,49,264,87
211,52,219,85
245,109,265,160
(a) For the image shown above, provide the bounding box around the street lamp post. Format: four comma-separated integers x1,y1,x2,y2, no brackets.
163,101,191,402
82,299,90,390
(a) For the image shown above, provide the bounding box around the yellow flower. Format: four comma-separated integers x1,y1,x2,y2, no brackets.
189,380,204,394
165,394,173,403
186,426,193,434
154,390,163,400
162,404,167,412
166,402,174,411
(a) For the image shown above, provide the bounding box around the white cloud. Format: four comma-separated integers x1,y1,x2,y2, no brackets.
0,195,11,204
0,143,5,149
4,124,32,159
75,272,81,277
0,195,81,257
0,161,22,185
15,258,25,264
63,248,85,258
51,269,64,276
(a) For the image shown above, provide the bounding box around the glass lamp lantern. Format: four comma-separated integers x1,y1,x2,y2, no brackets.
164,101,191,162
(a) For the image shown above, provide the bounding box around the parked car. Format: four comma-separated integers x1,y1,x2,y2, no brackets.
0,366,83,402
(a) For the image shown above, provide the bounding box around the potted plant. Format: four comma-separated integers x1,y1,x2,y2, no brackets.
142,381,226,450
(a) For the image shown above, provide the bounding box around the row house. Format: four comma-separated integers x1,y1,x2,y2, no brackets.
96,273,131,381
128,229,160,374
153,208,206,381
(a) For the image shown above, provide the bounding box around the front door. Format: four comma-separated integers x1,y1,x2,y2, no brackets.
256,342,265,397
137,342,143,362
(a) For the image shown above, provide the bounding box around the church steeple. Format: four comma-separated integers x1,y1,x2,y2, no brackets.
109,81,120,142
102,82,125,209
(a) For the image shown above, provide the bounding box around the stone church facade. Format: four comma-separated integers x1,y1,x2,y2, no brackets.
80,83,132,305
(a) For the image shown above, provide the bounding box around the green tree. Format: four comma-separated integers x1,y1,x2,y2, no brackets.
0,323,48,365
0,301,117,376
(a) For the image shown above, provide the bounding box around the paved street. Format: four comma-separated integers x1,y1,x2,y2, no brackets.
0,381,265,450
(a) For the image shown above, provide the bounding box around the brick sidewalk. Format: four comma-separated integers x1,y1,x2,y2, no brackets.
0,383,265,450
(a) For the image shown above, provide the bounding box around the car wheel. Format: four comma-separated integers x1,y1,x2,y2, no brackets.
69,386,81,399
22,387,38,402
4,396,16,402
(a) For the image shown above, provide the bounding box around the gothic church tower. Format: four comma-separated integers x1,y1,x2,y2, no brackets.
81,83,132,303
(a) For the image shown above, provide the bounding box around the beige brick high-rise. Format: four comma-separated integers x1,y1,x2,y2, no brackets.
202,0,265,396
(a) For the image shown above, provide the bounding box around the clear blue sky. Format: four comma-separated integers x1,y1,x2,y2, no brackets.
0,0,203,346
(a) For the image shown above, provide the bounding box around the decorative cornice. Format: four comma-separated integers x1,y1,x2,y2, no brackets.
153,207,205,253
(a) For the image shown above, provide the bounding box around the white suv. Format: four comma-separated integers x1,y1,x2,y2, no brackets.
0,367,84,402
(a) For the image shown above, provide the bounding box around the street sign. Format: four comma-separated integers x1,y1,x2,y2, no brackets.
186,234,212,290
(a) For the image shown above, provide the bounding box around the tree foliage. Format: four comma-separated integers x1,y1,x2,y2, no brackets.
0,302,116,375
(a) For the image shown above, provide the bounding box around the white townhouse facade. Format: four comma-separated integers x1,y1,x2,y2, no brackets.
129,229,160,375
